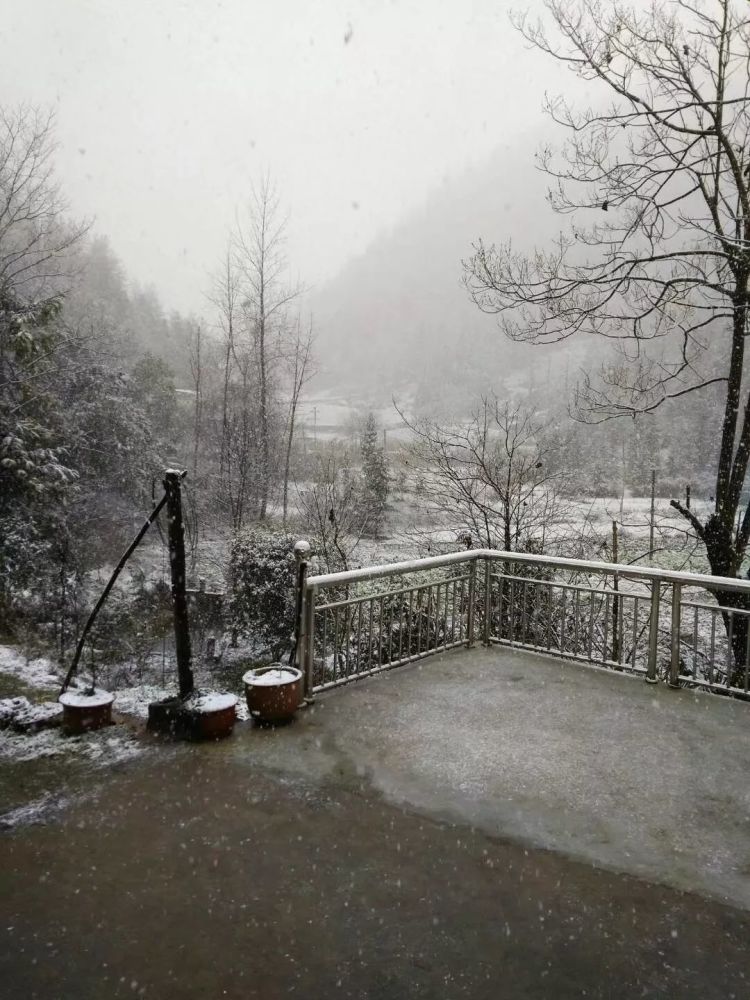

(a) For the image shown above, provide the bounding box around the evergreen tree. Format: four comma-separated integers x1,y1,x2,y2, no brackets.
360,413,388,535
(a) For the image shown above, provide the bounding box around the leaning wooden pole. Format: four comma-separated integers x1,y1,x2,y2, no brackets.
164,469,194,699
60,489,171,695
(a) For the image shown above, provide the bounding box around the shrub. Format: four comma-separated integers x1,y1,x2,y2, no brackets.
228,529,308,660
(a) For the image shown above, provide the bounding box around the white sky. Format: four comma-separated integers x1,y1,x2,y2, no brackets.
2,0,574,314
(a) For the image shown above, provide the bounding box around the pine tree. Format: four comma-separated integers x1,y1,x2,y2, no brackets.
360,413,388,535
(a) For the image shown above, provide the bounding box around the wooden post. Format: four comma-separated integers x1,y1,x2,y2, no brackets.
686,484,691,510
164,469,194,699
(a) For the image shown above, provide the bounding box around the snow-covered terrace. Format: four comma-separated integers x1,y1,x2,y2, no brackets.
1,643,750,997
302,645,750,910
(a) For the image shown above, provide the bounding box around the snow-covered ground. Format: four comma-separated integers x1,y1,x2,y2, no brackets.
0,792,80,830
0,645,151,774
0,724,144,768
295,392,412,442
0,646,61,690
0,638,253,777
347,495,714,576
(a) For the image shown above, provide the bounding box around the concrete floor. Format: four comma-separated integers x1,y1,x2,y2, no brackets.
292,646,750,910
2,646,750,998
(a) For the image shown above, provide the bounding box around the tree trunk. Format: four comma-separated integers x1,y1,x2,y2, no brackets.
704,514,749,688
219,257,234,487
191,327,202,482
713,588,750,689
282,397,297,526
258,308,269,520
220,332,232,482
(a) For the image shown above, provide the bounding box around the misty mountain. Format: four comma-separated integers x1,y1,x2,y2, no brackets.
309,135,593,416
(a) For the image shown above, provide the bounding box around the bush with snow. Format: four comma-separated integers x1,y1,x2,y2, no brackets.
228,529,315,661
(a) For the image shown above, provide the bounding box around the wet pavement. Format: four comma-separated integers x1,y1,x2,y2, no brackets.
292,646,750,910
2,648,750,998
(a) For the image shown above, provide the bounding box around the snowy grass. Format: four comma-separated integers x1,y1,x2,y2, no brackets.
0,631,251,734
0,724,145,767
0,644,148,773
0,645,61,691
0,792,78,830
0,696,62,730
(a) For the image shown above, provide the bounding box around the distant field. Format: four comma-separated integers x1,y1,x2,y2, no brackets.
295,392,414,443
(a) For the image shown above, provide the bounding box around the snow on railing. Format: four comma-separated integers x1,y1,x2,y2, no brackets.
293,546,750,700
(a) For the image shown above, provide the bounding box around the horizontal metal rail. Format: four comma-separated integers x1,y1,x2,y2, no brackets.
316,574,471,613
307,548,750,596
488,637,650,676
682,599,750,615
296,545,750,700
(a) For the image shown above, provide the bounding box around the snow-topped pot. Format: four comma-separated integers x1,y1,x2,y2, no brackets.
242,665,303,723
147,691,238,740
59,688,114,734
187,693,237,713
183,691,237,740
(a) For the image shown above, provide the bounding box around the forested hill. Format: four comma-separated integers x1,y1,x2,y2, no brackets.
308,134,590,413
67,236,195,377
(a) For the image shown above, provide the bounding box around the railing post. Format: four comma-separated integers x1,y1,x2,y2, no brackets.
669,581,682,688
646,579,660,684
303,583,315,699
466,557,477,648
293,540,313,700
483,556,492,645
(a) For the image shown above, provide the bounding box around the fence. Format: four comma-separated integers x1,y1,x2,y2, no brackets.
294,547,750,700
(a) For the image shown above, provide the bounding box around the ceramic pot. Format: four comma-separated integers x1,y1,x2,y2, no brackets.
59,689,114,735
147,693,237,740
242,665,303,723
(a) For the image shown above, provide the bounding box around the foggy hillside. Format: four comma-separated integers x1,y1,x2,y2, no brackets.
309,133,597,415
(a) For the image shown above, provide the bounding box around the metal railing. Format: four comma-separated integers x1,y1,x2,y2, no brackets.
293,546,750,700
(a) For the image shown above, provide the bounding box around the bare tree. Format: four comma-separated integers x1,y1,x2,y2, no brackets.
206,250,262,532
463,0,750,677
0,105,87,299
234,175,302,520
398,397,569,552
207,246,240,490
224,343,260,532
296,442,370,572
184,322,205,572
281,318,316,526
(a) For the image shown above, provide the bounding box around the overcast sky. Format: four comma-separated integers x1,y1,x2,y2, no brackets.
2,0,575,315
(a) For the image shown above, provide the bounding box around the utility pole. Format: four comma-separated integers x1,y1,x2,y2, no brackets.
649,469,656,562
313,405,317,444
